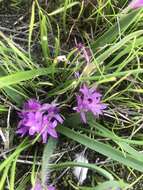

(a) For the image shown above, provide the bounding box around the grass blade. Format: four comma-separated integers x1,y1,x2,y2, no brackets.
0,67,57,88
41,137,57,186
79,180,128,190
91,9,143,49
47,2,80,16
57,126,143,172
49,161,114,180
9,156,18,190
28,1,36,56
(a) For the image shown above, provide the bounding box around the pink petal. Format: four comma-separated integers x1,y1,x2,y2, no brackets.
80,111,87,123
47,127,58,138
129,0,143,9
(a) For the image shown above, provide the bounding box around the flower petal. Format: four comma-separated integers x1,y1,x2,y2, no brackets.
129,0,143,9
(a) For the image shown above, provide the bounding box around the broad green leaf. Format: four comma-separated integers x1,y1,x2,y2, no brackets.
41,137,57,186
0,67,57,88
57,126,143,172
3,86,26,105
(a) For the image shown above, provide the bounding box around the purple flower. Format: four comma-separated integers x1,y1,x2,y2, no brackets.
74,84,107,123
31,183,56,190
17,99,64,143
48,186,56,190
128,0,143,9
31,182,42,190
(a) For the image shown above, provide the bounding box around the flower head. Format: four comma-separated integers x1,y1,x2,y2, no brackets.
48,186,56,190
31,182,42,190
31,182,56,190
17,99,63,143
128,0,143,9
74,84,107,123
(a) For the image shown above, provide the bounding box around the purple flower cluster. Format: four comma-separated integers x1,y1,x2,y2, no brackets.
17,99,63,143
128,0,143,9
74,84,107,123
17,85,106,141
31,182,55,190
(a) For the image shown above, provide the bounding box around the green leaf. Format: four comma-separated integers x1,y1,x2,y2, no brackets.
0,105,7,112
90,121,143,145
3,86,26,105
0,67,57,88
39,11,50,62
91,9,143,49
116,142,143,162
15,175,30,190
41,137,57,186
0,31,34,69
49,161,114,180
0,163,10,189
87,31,143,75
47,2,80,16
57,126,143,172
95,30,143,64
28,1,36,55
0,139,29,172
9,156,18,190
79,180,128,190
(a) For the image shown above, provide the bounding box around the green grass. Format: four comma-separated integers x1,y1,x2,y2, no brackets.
0,0,143,189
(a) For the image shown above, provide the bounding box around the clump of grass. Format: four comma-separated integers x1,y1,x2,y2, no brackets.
1,0,143,190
